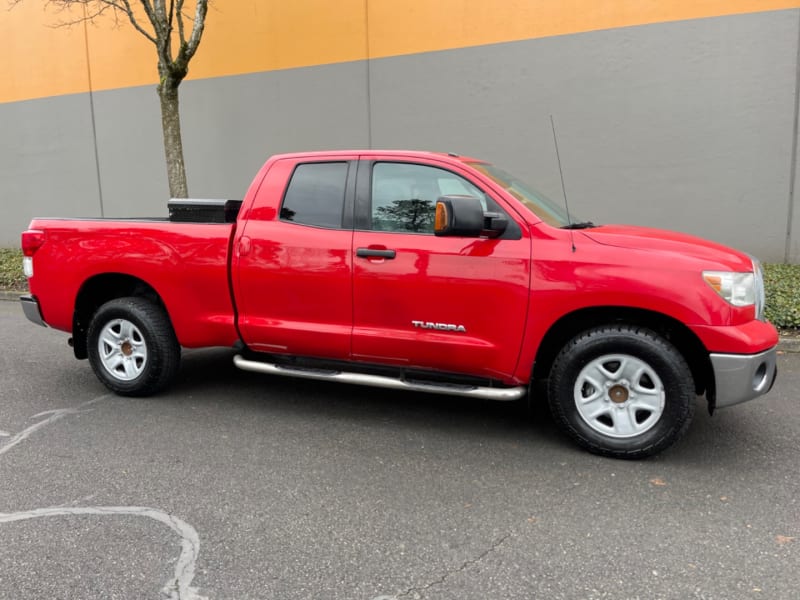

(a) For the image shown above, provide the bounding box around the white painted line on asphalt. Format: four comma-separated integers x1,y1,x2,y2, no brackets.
56,494,98,508
0,394,210,599
0,506,206,600
0,395,108,456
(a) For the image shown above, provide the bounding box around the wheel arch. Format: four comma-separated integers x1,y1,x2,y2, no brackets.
533,306,712,400
72,273,166,360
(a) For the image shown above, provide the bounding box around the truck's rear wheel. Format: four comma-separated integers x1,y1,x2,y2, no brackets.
87,297,180,396
547,325,695,459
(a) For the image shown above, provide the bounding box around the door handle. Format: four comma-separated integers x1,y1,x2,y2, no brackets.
238,236,252,257
356,247,396,259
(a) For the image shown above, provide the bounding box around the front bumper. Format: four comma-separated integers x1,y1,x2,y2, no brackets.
710,347,777,408
20,295,46,327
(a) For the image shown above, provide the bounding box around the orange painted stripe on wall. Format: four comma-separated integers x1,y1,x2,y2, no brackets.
0,2,89,104
1,0,798,104
367,0,800,58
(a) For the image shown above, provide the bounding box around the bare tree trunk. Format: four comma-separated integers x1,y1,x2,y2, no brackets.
157,78,188,199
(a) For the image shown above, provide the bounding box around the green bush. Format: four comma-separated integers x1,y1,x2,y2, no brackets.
0,248,26,292
763,263,800,328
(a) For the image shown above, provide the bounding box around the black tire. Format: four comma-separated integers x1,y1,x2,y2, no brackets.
547,325,695,459
87,297,180,397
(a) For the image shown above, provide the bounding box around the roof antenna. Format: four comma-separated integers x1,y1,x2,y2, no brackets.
550,114,576,252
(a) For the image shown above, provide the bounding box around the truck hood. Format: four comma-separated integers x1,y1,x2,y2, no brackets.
580,224,753,270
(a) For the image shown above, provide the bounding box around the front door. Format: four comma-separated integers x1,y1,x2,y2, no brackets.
351,159,531,380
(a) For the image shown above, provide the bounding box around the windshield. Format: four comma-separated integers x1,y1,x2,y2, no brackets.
467,162,583,228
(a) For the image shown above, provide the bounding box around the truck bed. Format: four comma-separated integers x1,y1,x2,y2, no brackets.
26,217,239,348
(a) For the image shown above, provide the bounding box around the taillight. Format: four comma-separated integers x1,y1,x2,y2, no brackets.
21,229,45,279
21,230,45,257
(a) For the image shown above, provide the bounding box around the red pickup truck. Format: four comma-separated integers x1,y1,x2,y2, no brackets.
20,150,778,458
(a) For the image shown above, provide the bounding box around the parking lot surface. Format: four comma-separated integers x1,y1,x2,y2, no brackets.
0,300,798,599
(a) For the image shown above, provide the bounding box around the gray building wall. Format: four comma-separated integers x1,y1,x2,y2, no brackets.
2,9,799,262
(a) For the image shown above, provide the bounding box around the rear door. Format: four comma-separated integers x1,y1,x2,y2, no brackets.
351,158,532,380
234,157,356,359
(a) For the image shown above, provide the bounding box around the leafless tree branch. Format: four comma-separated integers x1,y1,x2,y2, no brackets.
113,0,157,44
175,0,186,47
166,0,175,42
181,0,206,62
28,0,208,63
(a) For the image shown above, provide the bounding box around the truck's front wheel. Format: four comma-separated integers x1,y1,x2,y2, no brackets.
548,325,695,459
87,297,180,397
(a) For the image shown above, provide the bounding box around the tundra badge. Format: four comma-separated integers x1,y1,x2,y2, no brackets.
411,320,467,333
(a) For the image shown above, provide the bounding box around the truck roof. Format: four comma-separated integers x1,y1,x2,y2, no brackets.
267,150,487,164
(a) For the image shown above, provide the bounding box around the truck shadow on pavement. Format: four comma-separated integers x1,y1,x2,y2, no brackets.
161,348,784,469
170,348,562,448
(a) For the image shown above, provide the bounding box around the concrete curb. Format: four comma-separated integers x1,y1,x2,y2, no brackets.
777,336,800,353
3,290,799,352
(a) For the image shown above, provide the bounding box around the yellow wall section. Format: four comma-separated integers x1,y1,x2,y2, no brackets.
2,0,799,104
368,0,800,57
0,2,89,103
85,0,368,93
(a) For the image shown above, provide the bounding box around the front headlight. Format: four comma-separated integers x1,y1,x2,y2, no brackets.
703,270,756,307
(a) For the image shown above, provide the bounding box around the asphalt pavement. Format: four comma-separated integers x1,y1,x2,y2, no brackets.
0,299,798,599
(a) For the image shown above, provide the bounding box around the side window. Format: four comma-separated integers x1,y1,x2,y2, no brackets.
280,162,348,228
370,163,489,233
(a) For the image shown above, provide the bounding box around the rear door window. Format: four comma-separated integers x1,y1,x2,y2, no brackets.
280,162,349,228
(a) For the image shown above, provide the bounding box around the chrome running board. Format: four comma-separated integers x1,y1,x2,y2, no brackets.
233,355,526,401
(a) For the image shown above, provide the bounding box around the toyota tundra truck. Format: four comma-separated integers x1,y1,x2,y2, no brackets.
19,150,778,458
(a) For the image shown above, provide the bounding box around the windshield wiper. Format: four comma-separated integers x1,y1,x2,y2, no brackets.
562,221,596,230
